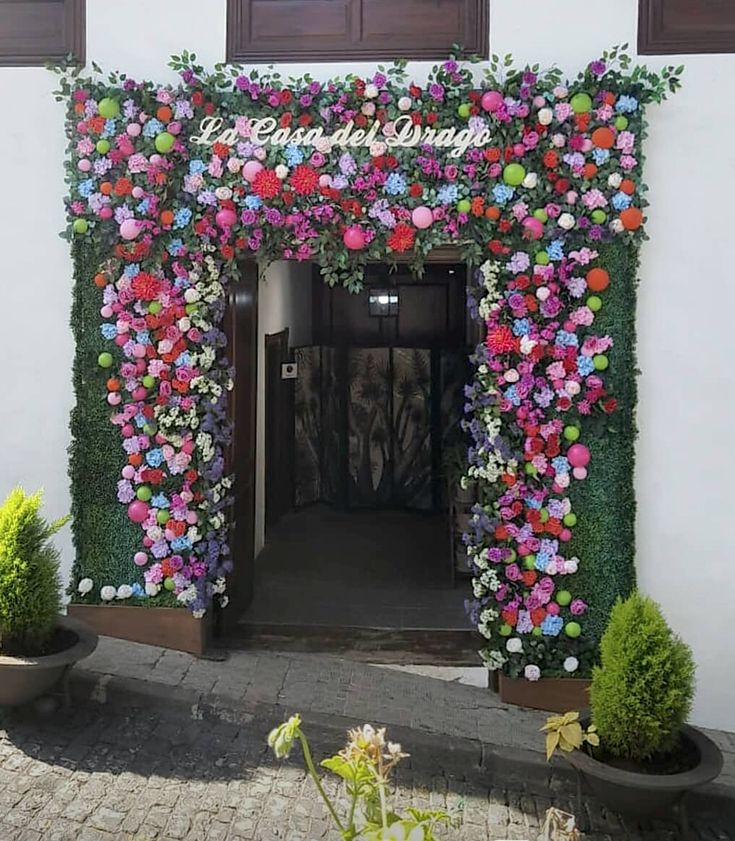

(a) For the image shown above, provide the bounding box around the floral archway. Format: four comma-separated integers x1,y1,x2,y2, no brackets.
59,48,680,680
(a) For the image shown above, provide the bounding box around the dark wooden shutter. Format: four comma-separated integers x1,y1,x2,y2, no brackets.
0,0,84,66
639,0,735,54
227,0,488,62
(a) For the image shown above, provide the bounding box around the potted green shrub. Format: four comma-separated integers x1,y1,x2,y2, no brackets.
544,592,722,835
0,487,98,706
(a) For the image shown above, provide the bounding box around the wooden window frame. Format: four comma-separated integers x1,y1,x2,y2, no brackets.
0,0,85,66
638,0,735,55
226,0,489,63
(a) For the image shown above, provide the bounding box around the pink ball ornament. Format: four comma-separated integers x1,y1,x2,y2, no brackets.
186,511,198,525
481,90,503,112
122,465,136,480
132,387,148,401
513,143,525,158
127,500,149,524
122,424,134,438
119,218,141,241
134,551,148,566
114,334,127,347
132,344,147,359
517,544,530,557
559,528,572,542
107,392,121,406
155,433,167,445
216,208,238,228
78,159,92,172
412,206,434,229
522,217,544,240
243,160,264,183
168,121,182,135
126,123,141,137
99,206,113,220
100,304,114,318
563,320,576,332
343,225,366,250
132,186,144,199
118,140,135,157
182,439,195,455
319,174,333,188
547,602,560,616
143,536,153,548
567,443,591,468
135,359,147,373
150,154,162,166
573,466,588,480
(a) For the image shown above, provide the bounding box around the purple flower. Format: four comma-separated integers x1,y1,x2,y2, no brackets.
589,60,607,77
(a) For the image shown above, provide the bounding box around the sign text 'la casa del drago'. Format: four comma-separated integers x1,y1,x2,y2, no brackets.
191,114,495,159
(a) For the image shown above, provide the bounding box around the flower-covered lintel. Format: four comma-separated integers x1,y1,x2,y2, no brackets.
58,47,680,676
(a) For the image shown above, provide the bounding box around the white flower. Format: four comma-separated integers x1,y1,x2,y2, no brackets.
369,141,387,157
254,146,267,161
520,335,537,356
537,107,553,126
558,213,576,231
481,649,507,671
607,172,623,189
564,657,579,674
364,83,379,99
214,186,232,201
565,381,581,396
553,85,568,99
506,637,523,654
397,96,412,111
177,317,191,332
503,368,519,383
551,133,566,148
536,287,550,301
522,172,538,189
361,101,376,116
116,585,133,600
145,582,160,597
315,136,333,154
192,609,206,619
556,472,570,489
565,558,579,574
184,288,200,304
219,596,229,609
275,164,289,180
610,218,625,234
77,578,93,595
100,585,116,602
227,157,242,173
524,664,541,682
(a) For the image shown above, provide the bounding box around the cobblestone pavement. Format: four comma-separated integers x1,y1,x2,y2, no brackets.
0,704,732,841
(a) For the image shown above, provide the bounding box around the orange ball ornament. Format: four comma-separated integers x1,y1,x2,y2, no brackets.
160,209,175,226
93,273,107,288
100,182,113,196
582,163,598,180
591,127,615,149
620,206,643,230
156,105,173,123
619,179,636,195
586,267,610,293
485,206,501,220
106,378,121,392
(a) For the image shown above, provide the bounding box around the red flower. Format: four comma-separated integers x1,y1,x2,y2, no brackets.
298,113,313,127
530,607,547,625
191,91,204,107
386,222,415,253
498,218,512,233
289,165,319,196
355,114,368,128
411,112,422,125
502,608,518,627
131,272,162,301
141,469,164,485
485,326,516,354
426,112,439,125
385,155,398,170
252,169,282,199
602,397,618,414
409,183,423,198
279,90,293,105
279,112,293,128
212,142,230,159
522,570,538,587
484,147,501,163
204,102,216,116
409,84,422,97
543,150,559,168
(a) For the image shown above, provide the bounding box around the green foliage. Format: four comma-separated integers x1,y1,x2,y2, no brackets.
590,591,695,761
0,488,68,653
541,711,599,761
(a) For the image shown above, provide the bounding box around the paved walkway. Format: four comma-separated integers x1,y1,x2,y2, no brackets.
0,637,732,840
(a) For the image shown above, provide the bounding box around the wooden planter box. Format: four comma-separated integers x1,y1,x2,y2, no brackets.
499,673,590,713
68,604,209,657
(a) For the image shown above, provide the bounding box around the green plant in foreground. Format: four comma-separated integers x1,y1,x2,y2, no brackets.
542,711,599,761
268,715,459,840
590,591,695,761
0,487,68,653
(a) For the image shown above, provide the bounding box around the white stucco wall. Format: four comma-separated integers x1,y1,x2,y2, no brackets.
255,262,312,555
0,0,732,728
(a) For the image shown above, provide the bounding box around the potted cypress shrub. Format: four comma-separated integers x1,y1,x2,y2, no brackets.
543,592,723,835
0,487,98,706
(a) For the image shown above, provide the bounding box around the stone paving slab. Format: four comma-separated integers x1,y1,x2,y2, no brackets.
0,702,733,841
72,637,735,806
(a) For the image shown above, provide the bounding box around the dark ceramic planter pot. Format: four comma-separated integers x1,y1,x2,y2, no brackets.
0,615,98,707
568,715,723,835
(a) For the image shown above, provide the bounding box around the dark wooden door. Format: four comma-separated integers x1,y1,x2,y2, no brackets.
224,263,259,625
265,330,294,533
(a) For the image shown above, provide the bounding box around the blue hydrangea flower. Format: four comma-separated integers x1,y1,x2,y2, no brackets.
168,238,184,253
541,615,564,636
577,355,595,376
524,496,542,510
437,184,458,205
100,324,117,340
504,385,521,406
534,551,552,572
592,148,610,165
131,583,146,598
284,144,304,166
151,493,169,509
171,537,192,551
245,195,263,210
492,183,515,205
174,208,192,229
142,118,164,138
136,330,150,345
189,160,206,174
124,263,140,278
145,448,164,468
616,95,639,113
77,179,95,198
612,191,632,211
552,456,570,474
512,318,531,336
547,240,564,261
134,413,147,429
555,330,579,348
137,198,151,214
384,172,407,196
102,119,117,138
175,351,192,367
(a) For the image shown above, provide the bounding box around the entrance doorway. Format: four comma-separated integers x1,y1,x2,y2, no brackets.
227,259,478,660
